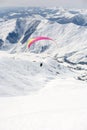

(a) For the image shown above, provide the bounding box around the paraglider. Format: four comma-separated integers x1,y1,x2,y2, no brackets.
26,36,57,67
27,36,55,48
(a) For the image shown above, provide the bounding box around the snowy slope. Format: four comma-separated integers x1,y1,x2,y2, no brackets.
0,7,87,130
0,78,87,130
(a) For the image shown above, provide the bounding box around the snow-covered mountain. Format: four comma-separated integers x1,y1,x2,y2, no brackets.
0,7,87,91
0,7,87,130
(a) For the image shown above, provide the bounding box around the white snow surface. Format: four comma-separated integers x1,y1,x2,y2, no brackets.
0,7,87,130
0,78,87,130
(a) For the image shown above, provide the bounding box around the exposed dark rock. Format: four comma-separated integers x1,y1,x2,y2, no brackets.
78,61,87,65
6,31,19,43
0,39,4,47
6,18,26,44
77,74,87,81
21,20,40,44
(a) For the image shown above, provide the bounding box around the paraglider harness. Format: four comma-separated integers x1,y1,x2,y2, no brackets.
40,63,43,67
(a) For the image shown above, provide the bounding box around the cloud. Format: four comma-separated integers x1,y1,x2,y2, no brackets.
0,0,86,8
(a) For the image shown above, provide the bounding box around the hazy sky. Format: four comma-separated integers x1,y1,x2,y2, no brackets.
0,0,87,8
